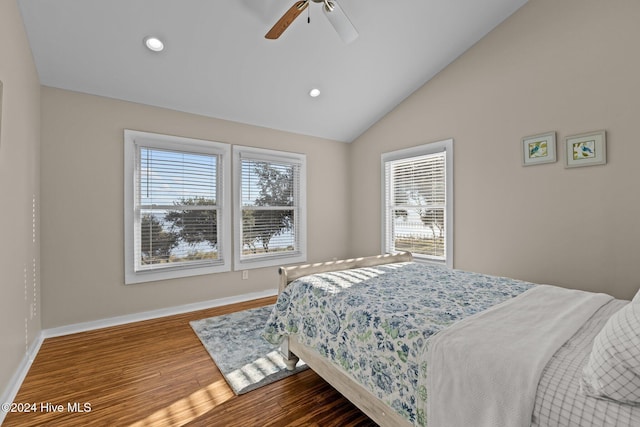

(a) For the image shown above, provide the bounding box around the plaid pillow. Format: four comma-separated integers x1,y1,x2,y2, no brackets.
580,294,640,405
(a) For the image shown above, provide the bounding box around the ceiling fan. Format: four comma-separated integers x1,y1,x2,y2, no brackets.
265,0,358,43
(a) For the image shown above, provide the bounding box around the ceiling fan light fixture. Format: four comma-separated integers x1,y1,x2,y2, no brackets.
144,36,165,52
309,88,321,97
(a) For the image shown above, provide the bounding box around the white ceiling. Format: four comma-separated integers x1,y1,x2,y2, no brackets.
18,0,527,143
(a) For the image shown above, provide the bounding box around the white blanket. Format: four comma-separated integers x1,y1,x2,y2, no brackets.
426,284,612,427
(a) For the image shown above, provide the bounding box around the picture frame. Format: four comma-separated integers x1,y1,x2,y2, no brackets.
522,131,556,166
564,130,606,168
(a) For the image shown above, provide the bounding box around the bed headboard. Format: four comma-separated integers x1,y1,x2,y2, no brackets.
278,252,413,292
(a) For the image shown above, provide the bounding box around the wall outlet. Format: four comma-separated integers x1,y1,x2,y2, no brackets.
242,270,249,280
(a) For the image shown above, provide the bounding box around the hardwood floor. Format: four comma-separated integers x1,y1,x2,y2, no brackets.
4,297,377,427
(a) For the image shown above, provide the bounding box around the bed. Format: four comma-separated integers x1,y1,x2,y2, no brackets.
263,252,640,427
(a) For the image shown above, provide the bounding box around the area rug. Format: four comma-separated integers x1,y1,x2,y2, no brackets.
190,304,307,395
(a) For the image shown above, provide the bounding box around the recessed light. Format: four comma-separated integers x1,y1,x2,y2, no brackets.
309,88,321,98
144,36,164,52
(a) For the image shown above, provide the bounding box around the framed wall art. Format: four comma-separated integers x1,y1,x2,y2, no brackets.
565,130,606,168
522,131,556,166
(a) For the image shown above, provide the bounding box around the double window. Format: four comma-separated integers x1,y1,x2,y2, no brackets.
382,139,453,267
124,131,306,284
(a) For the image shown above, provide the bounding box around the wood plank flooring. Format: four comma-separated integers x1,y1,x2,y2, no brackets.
4,297,377,427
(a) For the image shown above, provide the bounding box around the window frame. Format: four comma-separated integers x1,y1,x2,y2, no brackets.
124,130,231,284
381,139,454,268
233,145,307,271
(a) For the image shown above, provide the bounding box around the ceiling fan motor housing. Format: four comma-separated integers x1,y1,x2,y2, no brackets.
311,0,335,12
267,0,356,43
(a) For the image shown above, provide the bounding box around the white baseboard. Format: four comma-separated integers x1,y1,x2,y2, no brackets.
42,289,277,339
0,332,44,425
0,289,277,424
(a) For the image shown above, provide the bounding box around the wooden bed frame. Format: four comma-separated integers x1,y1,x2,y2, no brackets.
278,252,414,427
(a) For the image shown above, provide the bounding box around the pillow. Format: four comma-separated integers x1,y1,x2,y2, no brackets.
580,293,640,405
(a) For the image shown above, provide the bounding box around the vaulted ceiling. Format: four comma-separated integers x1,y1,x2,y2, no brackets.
18,0,527,142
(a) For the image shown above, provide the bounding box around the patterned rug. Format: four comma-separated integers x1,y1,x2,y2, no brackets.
190,304,307,395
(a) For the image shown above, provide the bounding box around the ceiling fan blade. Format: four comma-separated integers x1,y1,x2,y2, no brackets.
323,1,358,43
265,1,309,40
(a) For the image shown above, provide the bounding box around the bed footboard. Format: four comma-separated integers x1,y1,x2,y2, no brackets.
278,251,413,292
276,252,414,426
277,251,413,370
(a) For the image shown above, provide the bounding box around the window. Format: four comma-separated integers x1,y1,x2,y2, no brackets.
382,139,453,267
233,146,306,270
124,130,231,284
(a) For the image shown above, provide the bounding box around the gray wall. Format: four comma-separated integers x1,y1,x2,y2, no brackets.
40,87,351,328
349,0,640,300
0,0,41,400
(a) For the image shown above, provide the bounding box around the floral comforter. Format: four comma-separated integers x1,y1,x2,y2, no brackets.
262,262,534,426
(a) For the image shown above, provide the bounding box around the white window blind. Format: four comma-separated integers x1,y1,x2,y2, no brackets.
234,147,306,270
124,130,231,284
382,139,453,266
136,146,222,270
